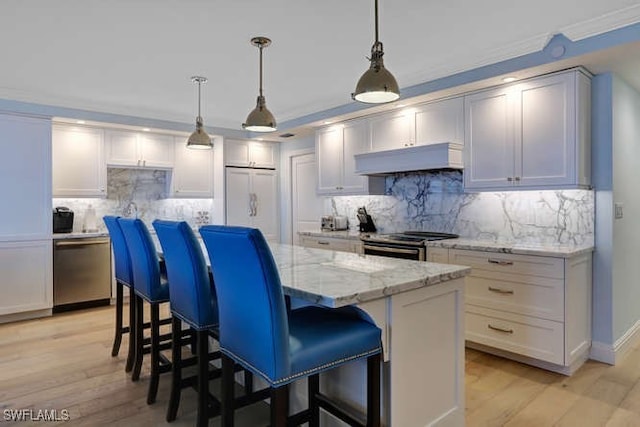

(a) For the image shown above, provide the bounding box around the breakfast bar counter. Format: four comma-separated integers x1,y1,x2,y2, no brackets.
267,244,470,426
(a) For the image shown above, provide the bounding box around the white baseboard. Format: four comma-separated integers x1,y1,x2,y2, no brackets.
0,308,52,324
590,319,640,365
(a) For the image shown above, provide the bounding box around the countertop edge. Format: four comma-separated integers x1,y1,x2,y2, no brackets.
53,231,110,240
426,239,594,258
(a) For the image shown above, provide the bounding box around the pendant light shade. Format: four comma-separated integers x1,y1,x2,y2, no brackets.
243,37,277,132
187,76,212,150
352,0,399,104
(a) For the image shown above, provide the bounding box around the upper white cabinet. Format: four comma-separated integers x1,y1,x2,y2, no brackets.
172,137,214,197
369,97,464,152
370,110,415,151
316,121,384,195
464,69,591,191
52,124,106,197
106,130,174,168
225,139,277,168
415,97,464,146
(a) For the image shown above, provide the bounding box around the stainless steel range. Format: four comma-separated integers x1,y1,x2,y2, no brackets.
361,231,459,261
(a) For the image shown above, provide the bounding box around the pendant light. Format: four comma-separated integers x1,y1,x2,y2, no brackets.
243,37,277,132
352,0,399,103
186,76,212,149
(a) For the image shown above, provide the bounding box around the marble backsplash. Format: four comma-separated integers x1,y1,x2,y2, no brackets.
54,168,214,232
329,171,594,245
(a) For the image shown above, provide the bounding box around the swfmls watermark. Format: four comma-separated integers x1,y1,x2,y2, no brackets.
3,409,70,422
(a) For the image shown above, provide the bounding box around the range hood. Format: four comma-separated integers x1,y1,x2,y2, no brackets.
354,142,464,175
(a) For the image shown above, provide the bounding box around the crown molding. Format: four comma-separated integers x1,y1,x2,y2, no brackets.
561,4,640,41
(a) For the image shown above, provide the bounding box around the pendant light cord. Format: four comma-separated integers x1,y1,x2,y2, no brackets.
197,80,202,118
374,0,379,44
259,44,264,98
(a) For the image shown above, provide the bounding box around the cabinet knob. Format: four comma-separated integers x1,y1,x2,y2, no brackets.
514,176,521,182
507,177,513,182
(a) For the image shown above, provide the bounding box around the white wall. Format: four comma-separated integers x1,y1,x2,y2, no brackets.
611,76,640,342
278,134,317,244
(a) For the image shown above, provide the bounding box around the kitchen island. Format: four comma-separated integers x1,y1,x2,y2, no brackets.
256,243,471,426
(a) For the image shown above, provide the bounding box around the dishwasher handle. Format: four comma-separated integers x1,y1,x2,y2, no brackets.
55,238,110,247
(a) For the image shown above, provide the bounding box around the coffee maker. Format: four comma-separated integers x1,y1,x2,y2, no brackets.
356,206,376,233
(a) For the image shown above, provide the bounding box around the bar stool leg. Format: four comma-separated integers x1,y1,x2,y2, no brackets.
111,282,124,357
131,295,144,382
270,385,289,427
221,354,235,427
166,316,182,422
147,303,161,404
125,290,136,373
308,374,320,427
366,353,381,427
197,330,209,427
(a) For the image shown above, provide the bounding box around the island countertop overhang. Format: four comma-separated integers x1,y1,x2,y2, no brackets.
268,243,471,308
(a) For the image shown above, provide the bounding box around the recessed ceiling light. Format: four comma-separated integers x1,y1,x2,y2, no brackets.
142,128,151,132
257,137,264,141
323,121,333,125
76,120,85,124
502,77,517,83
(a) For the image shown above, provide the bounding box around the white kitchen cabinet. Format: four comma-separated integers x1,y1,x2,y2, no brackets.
0,113,52,320
172,136,214,197
464,69,591,191
370,110,414,151
316,121,384,195
299,235,363,254
415,96,464,146
368,96,464,152
225,167,278,241
52,124,106,197
448,248,592,374
225,139,277,168
106,129,174,168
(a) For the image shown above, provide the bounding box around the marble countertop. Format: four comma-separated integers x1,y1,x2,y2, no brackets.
298,230,364,241
270,244,470,307
426,238,594,258
53,231,109,240
157,238,470,308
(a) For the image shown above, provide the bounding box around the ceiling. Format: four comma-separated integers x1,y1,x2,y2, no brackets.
1,0,639,136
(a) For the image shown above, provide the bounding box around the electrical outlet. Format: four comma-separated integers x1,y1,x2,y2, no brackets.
615,203,624,219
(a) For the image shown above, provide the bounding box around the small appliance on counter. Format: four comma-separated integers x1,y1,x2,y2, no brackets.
356,206,376,233
53,206,74,233
321,215,349,231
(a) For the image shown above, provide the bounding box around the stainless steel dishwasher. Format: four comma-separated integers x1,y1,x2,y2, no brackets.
53,236,112,312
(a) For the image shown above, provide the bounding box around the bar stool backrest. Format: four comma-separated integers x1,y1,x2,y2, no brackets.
153,220,218,330
199,225,290,382
118,218,163,301
103,216,133,287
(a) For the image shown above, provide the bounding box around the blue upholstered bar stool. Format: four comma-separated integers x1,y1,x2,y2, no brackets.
200,225,382,427
153,220,221,426
118,218,173,404
103,216,136,373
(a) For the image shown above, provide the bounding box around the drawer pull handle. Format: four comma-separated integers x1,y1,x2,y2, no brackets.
487,324,514,334
488,286,514,295
317,241,330,245
488,259,514,266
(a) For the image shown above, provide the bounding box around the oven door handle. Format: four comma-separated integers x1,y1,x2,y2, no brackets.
363,245,420,255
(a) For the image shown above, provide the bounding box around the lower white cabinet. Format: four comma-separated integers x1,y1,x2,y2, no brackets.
299,235,363,254
172,137,214,197
0,240,52,316
447,248,592,373
225,167,278,241
52,124,106,197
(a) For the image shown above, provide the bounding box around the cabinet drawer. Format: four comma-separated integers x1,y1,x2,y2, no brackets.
466,305,563,365
300,236,359,253
466,275,564,321
450,249,563,279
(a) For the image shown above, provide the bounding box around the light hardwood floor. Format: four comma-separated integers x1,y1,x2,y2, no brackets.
2,305,640,426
